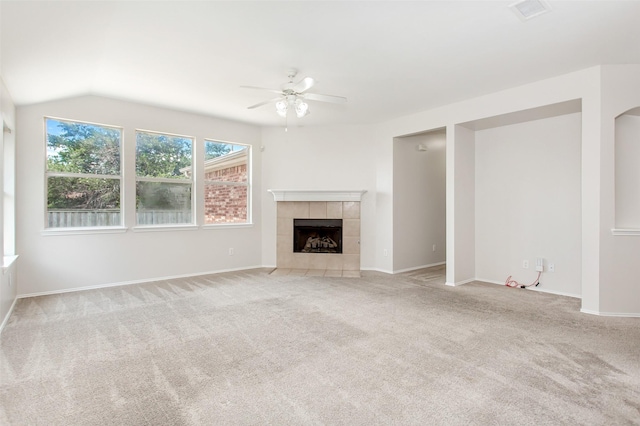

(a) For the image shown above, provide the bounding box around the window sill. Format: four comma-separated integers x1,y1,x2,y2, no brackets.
3,255,19,273
611,228,640,236
39,223,253,235
132,224,199,233
42,227,128,236
201,223,253,230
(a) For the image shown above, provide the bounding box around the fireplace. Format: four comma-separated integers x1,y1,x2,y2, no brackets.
294,219,343,253
269,190,366,271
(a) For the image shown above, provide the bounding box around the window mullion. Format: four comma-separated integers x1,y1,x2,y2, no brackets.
47,171,121,180
136,177,192,184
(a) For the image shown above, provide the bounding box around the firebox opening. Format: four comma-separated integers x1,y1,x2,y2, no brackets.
293,219,343,254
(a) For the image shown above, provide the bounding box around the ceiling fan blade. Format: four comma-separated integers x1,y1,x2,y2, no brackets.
247,98,281,109
240,85,282,95
303,92,347,104
292,76,315,93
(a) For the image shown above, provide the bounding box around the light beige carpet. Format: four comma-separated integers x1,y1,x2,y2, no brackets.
1,267,638,425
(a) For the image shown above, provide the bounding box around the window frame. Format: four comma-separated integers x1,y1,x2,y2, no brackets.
43,116,124,231
134,129,195,228
202,139,252,227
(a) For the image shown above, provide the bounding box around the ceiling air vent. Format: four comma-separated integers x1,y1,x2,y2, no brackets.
509,0,551,21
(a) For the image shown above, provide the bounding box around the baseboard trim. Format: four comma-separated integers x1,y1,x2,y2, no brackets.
17,265,264,299
528,286,581,299
580,308,640,318
393,261,446,274
478,278,581,299
360,267,394,274
445,278,475,287
0,297,18,334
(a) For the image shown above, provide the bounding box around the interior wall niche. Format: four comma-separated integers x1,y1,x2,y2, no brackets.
615,107,640,229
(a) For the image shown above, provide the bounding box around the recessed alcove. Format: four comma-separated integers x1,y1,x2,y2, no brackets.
613,106,640,233
452,99,583,296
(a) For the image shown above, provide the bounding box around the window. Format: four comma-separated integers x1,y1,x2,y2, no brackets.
135,130,193,226
203,140,250,224
45,118,122,228
45,120,248,230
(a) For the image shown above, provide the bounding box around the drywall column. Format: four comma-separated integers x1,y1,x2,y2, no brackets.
598,65,640,316
579,73,603,314
582,64,640,316
445,124,475,285
375,131,394,273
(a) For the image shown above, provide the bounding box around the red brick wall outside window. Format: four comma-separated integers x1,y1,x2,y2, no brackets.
204,164,248,224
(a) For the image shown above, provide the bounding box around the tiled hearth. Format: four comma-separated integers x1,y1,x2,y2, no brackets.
276,200,361,271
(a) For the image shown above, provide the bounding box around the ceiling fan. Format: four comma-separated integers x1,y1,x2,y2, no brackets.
242,69,347,118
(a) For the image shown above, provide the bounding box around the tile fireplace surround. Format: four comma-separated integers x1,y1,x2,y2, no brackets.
270,190,366,271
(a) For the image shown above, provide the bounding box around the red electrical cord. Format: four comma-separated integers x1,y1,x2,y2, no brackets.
505,271,541,288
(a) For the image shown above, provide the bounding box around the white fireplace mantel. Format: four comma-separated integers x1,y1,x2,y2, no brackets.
268,190,367,202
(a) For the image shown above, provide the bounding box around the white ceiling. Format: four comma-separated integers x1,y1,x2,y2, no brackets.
1,1,639,127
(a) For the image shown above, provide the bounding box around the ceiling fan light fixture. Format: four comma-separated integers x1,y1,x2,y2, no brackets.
244,70,346,120
295,99,309,118
276,100,288,117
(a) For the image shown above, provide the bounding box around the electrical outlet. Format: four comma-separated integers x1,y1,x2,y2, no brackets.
432,244,436,252
383,249,388,257
228,248,234,256
522,260,529,269
548,263,555,272
536,257,544,272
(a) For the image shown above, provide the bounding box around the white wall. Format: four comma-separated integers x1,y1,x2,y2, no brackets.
16,95,262,296
474,113,582,297
260,125,376,269
393,131,446,272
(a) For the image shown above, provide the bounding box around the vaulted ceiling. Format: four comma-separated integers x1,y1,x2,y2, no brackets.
2,1,639,127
